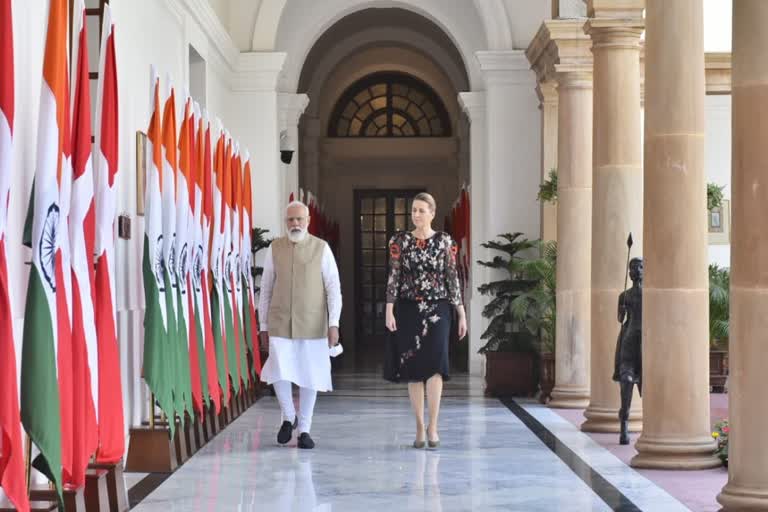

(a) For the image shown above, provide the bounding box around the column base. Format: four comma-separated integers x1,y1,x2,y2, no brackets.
718,483,768,511
631,435,720,469
548,387,590,409
581,405,642,433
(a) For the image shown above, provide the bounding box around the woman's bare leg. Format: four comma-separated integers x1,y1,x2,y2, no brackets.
408,382,426,442
426,374,443,442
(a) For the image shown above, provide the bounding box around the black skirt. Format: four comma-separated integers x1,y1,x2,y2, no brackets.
383,299,452,383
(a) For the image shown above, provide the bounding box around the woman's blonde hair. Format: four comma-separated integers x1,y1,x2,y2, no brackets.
413,192,437,213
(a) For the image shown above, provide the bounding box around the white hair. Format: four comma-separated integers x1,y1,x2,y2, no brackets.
286,200,310,216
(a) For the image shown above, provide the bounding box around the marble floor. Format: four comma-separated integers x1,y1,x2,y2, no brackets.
129,373,689,511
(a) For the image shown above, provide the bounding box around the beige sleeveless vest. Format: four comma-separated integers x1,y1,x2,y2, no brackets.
268,234,328,339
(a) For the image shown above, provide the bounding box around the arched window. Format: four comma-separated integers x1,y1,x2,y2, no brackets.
328,72,452,137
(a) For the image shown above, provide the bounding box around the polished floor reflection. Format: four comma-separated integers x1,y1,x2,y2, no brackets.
130,373,687,511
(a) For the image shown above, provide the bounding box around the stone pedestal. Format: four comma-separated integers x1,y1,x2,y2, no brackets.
89,460,130,512
631,0,719,470
124,427,178,473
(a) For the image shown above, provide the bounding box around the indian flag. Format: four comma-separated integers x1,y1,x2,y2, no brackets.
178,97,201,417
92,4,125,464
21,0,69,500
141,68,173,434
222,136,239,395
241,152,261,376
231,145,246,388
161,80,184,420
189,103,209,416
200,113,220,413
210,126,230,405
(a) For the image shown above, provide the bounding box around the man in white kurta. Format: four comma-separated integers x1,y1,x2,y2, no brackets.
259,201,341,449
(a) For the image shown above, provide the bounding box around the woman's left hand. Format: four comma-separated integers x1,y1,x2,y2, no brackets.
457,315,467,340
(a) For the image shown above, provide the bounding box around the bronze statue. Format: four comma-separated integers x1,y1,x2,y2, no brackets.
613,257,642,445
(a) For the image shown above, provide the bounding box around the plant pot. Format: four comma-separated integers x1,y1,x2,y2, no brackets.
710,349,729,393
484,351,537,397
538,351,555,404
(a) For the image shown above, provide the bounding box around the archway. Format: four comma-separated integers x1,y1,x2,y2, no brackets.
296,8,472,370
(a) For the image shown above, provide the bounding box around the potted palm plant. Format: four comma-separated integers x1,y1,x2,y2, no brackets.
709,263,729,392
509,241,557,403
477,233,539,396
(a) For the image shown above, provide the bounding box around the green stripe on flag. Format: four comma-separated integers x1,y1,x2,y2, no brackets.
141,237,174,437
21,266,62,502
211,287,229,404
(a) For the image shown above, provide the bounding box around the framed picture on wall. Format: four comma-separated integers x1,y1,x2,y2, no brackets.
136,130,147,216
708,199,730,245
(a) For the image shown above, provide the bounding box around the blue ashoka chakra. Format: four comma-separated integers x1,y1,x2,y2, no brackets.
154,235,165,292
168,240,177,289
179,243,188,294
224,252,233,293
212,250,221,282
193,245,203,292
40,203,60,292
234,256,241,293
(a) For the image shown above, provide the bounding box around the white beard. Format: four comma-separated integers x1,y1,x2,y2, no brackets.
288,228,308,243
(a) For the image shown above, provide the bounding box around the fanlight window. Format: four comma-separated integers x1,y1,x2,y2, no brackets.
329,73,451,137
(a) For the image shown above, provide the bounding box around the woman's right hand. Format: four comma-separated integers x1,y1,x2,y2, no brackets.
385,304,397,332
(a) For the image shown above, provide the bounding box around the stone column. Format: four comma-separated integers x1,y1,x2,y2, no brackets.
581,6,644,433
278,93,309,204
631,0,719,470
527,21,593,408
548,36,593,409
718,1,768,508
459,92,487,376
538,81,558,242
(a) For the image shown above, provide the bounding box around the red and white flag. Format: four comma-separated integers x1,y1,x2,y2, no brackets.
0,1,30,510
68,0,99,485
93,4,125,463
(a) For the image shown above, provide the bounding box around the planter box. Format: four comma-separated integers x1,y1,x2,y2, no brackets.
484,351,537,397
710,349,728,393
538,352,555,404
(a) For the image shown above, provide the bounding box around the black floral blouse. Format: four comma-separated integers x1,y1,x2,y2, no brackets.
386,231,463,306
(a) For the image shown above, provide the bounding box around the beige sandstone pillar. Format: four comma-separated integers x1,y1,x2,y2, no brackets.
718,1,768,508
548,25,593,409
538,81,558,242
631,0,719,469
581,7,644,433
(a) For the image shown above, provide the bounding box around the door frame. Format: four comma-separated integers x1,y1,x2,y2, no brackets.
353,188,424,345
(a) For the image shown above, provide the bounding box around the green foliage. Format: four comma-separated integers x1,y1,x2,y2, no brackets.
712,419,729,466
251,227,273,288
537,169,558,204
509,241,557,353
707,183,725,211
709,263,729,348
476,233,555,354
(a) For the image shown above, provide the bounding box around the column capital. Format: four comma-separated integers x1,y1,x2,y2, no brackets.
536,80,559,106
476,50,535,86
585,0,645,19
585,18,644,50
233,52,287,92
527,20,593,86
278,93,310,130
458,92,486,123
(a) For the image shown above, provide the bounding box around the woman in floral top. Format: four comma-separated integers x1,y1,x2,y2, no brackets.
384,192,467,449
